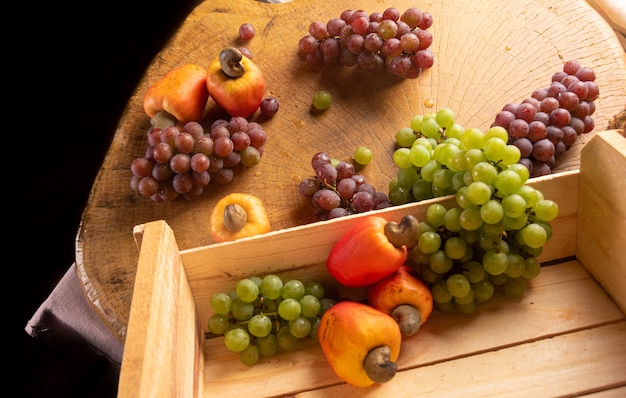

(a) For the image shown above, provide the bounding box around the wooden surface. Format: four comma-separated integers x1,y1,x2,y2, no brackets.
76,0,626,342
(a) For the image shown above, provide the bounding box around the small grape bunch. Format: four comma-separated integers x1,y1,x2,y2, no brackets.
492,60,599,177
298,151,393,221
298,7,435,79
130,117,267,202
207,275,337,366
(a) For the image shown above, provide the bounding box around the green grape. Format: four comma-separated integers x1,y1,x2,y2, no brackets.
466,181,492,205
432,184,452,198
464,148,488,169
420,159,441,182
431,279,453,303
260,274,283,300
277,326,299,351
460,127,485,150
248,314,272,337
444,207,463,232
489,272,509,286
208,313,231,334
256,334,278,356
411,179,434,202
482,137,507,163
289,316,312,338
426,203,447,227
299,295,321,318
518,185,540,208
459,207,483,231
309,316,321,339
456,187,476,210
410,114,423,132
278,298,301,321
224,327,250,352
412,137,433,150
420,117,441,138
472,162,498,185
453,288,475,305
504,277,526,298
523,257,541,279
432,168,454,190
480,199,504,225
418,231,442,254
494,169,522,196
501,193,527,218
436,300,456,313
393,147,413,168
463,261,486,283
435,107,455,129
236,278,260,303
481,222,502,237
304,282,325,299
459,228,480,244
455,301,476,314
409,144,431,167
505,254,526,278
484,126,509,143
502,214,528,231
261,298,278,314
354,146,373,165
397,167,420,187
396,127,416,147
231,298,255,321
210,292,233,315
500,144,521,166
478,232,500,251
451,171,466,192
533,220,553,240
319,297,337,315
389,184,412,205
448,150,467,173
312,90,332,110
473,279,495,302
482,250,508,275
446,274,471,297
282,279,305,300
533,199,559,221
520,223,547,248
249,276,263,286
444,236,467,260
429,250,453,274
239,344,260,366
447,123,466,139
507,163,530,183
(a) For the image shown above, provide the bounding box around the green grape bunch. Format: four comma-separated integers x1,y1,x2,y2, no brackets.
207,275,337,366
388,108,559,313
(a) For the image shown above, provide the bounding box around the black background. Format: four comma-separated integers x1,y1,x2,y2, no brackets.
15,1,201,396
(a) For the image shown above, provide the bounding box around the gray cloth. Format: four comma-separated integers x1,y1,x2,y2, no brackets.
25,263,124,364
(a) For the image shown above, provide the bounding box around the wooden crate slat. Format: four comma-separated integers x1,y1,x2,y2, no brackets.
200,260,625,397
296,321,626,398
119,221,204,398
578,130,626,314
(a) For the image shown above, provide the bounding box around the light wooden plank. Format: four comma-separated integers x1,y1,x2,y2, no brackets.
296,321,626,398
200,260,625,397
578,130,626,314
119,221,204,398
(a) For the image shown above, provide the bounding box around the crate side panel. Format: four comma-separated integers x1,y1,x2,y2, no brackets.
119,221,203,398
296,321,626,398
578,130,626,313
200,260,625,397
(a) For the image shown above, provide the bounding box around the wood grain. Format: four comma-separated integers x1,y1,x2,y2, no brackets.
75,0,626,341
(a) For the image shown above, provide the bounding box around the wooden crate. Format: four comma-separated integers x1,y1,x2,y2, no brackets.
119,130,626,397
